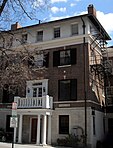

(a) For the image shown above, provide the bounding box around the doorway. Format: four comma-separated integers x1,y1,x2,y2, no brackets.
31,118,37,143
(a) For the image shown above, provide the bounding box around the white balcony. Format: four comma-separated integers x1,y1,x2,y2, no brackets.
14,95,53,109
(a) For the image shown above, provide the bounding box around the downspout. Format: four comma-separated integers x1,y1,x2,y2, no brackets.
81,17,87,147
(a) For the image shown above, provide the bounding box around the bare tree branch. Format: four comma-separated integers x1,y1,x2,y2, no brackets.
0,0,8,16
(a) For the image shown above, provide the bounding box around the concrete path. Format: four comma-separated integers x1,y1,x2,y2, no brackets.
0,142,71,148
0,142,57,148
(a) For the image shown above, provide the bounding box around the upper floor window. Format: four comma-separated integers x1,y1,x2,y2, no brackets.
21,34,27,44
26,79,48,98
28,52,49,68
54,27,60,38
71,24,78,35
34,54,44,67
60,50,70,65
58,79,77,101
53,48,76,66
37,30,43,42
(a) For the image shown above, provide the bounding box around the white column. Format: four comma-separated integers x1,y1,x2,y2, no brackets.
47,115,51,145
36,114,40,145
18,114,23,143
42,115,47,145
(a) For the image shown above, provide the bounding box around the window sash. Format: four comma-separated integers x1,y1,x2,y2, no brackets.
54,27,60,38
22,34,27,43
60,50,71,65
37,31,43,41
71,24,78,35
59,115,69,134
59,79,77,101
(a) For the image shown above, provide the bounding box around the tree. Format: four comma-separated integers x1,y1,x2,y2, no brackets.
0,0,50,103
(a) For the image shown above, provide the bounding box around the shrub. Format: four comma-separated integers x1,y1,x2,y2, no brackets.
57,134,84,147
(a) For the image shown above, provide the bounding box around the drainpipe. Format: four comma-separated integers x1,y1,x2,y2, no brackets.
81,17,87,148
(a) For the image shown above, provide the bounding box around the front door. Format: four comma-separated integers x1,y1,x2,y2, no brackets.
31,118,37,143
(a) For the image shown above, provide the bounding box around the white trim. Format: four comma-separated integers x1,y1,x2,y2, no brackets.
58,65,71,68
54,100,101,106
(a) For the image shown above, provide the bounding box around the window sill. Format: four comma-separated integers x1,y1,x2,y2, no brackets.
58,65,71,68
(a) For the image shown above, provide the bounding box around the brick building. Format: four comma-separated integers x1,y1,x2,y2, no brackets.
0,5,112,148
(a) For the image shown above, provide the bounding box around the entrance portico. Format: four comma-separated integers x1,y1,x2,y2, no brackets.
17,109,52,145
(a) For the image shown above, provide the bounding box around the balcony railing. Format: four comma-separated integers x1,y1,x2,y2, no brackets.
14,95,53,109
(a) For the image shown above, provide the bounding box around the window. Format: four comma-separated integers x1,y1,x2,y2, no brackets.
53,49,76,66
59,115,69,134
34,54,44,67
22,34,27,44
26,80,48,98
54,27,60,38
33,88,37,97
60,50,70,65
71,24,78,35
2,84,18,103
93,116,96,135
58,79,77,101
106,86,113,105
106,86,113,96
37,31,43,42
28,53,49,68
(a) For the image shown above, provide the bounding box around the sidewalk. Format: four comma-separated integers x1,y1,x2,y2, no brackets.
0,142,57,148
0,142,69,148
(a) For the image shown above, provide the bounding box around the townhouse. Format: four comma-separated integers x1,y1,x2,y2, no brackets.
0,5,112,148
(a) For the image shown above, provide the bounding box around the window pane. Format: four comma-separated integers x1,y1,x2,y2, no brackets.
34,54,43,67
93,116,96,135
37,31,43,41
59,79,77,101
33,88,37,97
71,24,78,35
54,27,60,38
60,50,71,65
38,87,42,97
59,80,70,101
59,115,69,134
22,34,27,43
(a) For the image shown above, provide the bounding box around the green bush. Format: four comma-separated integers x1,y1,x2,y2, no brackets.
57,134,85,147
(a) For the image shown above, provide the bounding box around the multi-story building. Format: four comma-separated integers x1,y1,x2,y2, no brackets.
0,5,112,148
104,46,113,134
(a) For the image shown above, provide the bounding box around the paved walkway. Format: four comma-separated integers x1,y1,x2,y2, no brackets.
0,142,57,148
0,142,54,148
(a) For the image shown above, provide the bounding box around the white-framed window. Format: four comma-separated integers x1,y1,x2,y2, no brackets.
54,27,60,38
71,24,78,35
60,50,71,65
21,34,27,44
37,30,43,42
34,54,43,67
26,79,48,98
32,83,43,97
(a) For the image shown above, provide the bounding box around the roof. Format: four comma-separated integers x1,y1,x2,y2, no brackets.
4,13,111,41
87,14,111,40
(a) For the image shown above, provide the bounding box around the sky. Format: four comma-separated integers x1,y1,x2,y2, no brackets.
23,0,113,46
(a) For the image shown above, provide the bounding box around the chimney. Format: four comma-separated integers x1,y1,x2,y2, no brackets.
11,22,22,30
88,4,96,17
